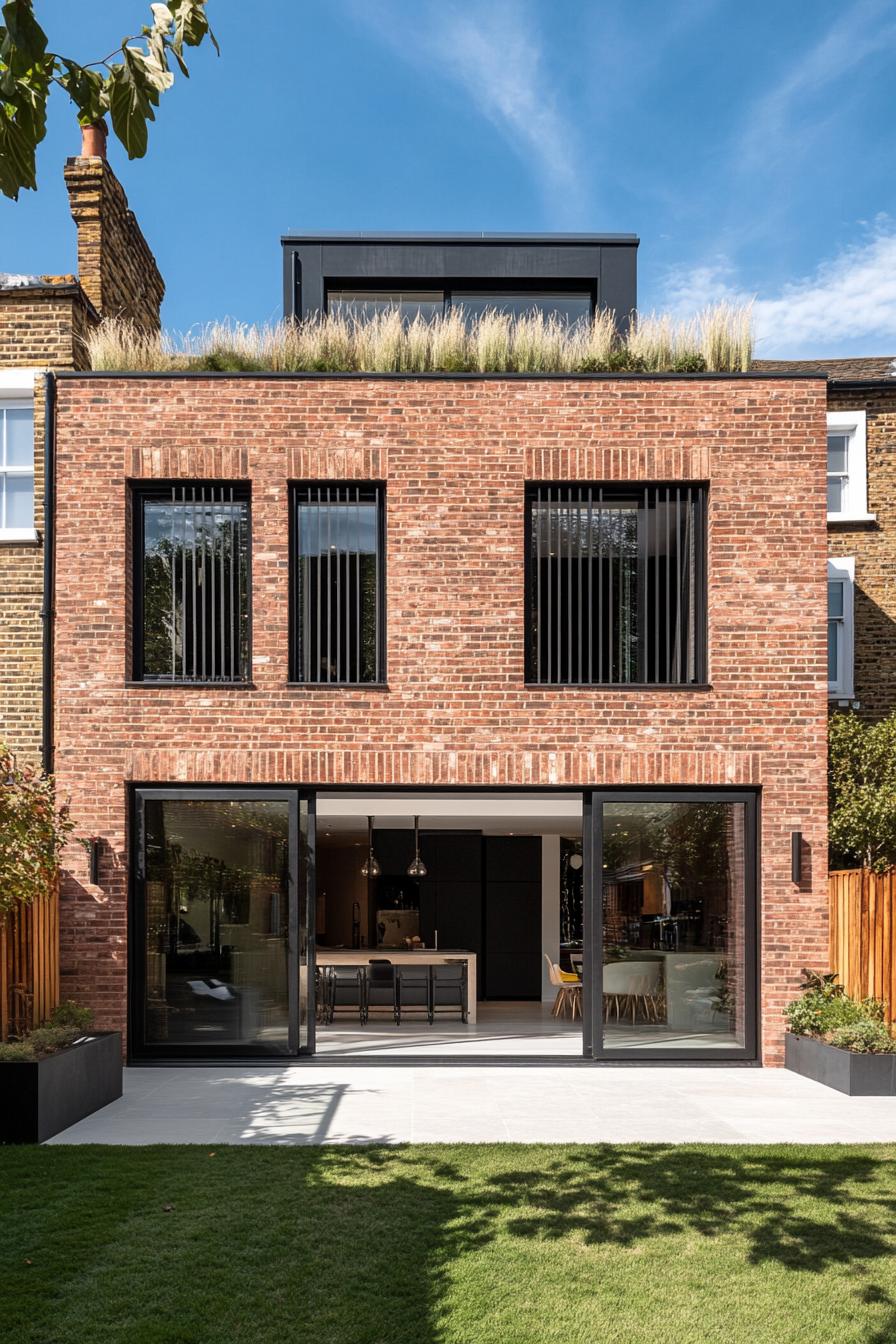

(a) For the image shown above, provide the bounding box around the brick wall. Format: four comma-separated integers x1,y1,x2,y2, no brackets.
64,156,164,331
51,374,830,1063
828,385,896,718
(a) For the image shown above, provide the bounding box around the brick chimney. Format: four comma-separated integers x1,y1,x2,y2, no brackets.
64,122,165,331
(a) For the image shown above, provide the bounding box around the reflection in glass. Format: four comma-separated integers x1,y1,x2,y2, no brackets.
140,486,250,682
142,799,292,1054
601,801,747,1051
451,291,592,327
292,485,381,683
527,486,703,685
327,290,444,324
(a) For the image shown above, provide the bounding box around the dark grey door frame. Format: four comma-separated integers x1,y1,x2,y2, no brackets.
130,785,315,1061
584,788,760,1062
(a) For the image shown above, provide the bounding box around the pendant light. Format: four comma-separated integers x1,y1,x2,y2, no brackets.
361,816,381,878
407,816,427,877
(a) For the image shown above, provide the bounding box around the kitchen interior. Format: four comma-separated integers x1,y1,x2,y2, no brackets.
313,792,585,1057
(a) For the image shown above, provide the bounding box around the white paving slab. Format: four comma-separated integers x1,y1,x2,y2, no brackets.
45,1063,896,1145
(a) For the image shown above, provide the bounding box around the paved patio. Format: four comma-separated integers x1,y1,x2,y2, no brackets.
47,1064,896,1145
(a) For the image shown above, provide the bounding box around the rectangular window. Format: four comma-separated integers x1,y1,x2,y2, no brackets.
0,401,34,536
526,484,706,685
827,411,871,521
450,290,593,327
326,290,444,324
134,483,250,683
827,556,854,699
290,483,384,683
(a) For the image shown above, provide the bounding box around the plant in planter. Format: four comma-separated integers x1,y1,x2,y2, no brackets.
0,1000,122,1144
784,969,896,1096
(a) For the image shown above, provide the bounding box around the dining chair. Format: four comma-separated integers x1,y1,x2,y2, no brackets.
322,965,366,1024
544,954,581,1019
431,962,468,1023
366,959,399,1024
602,960,662,1024
396,965,433,1024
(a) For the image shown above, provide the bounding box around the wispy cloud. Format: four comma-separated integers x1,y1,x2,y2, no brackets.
739,0,896,171
353,0,584,219
661,220,896,357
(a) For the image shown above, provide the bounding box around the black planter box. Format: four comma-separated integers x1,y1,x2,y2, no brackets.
0,1031,122,1144
785,1031,896,1096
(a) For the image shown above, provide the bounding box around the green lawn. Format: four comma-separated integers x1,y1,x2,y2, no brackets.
3,1144,896,1344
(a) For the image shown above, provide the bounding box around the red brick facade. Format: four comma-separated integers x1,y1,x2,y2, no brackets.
51,373,830,1063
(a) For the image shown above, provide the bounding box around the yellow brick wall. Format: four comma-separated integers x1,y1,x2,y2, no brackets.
828,386,896,719
0,289,93,761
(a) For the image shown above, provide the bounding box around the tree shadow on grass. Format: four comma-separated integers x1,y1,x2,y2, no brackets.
477,1146,896,1274
5,1145,896,1344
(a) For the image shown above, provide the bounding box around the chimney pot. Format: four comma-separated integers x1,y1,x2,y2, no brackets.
80,120,108,159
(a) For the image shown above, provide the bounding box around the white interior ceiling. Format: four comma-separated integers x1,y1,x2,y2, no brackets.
316,792,583,837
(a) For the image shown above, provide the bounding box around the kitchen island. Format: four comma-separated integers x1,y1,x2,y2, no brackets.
317,949,478,1023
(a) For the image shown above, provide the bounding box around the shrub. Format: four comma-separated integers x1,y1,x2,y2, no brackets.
0,1001,93,1061
785,968,888,1042
827,1021,896,1054
48,1000,94,1031
0,1026,82,1062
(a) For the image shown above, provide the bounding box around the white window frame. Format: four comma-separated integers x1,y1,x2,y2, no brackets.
827,410,874,523
828,556,855,701
0,368,38,543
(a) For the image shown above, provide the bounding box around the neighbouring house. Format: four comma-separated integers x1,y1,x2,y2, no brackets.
45,235,829,1067
755,357,896,718
0,125,163,765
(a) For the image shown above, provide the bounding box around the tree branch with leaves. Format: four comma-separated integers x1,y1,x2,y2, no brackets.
0,0,217,200
0,745,75,915
829,711,896,873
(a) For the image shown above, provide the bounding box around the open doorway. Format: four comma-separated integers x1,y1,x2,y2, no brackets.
313,791,584,1058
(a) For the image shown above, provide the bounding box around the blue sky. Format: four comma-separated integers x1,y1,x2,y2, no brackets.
3,0,896,356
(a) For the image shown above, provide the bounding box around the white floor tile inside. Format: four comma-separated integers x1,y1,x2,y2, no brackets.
315,1000,739,1056
47,1060,896,1146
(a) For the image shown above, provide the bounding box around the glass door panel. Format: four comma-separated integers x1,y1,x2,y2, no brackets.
586,793,756,1059
136,791,302,1058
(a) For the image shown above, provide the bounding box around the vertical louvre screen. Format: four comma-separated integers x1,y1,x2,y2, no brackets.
139,484,250,682
527,484,705,685
291,484,382,683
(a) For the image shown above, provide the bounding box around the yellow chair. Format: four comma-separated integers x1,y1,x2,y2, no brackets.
544,955,582,1019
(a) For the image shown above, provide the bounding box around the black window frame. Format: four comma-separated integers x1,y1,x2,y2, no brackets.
322,278,597,324
131,479,252,686
524,481,708,688
288,481,386,686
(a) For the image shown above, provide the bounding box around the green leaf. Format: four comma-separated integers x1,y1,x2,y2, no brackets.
170,0,219,54
58,60,106,126
1,0,47,61
108,62,150,159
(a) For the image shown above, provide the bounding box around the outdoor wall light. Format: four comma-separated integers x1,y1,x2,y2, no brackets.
88,837,100,885
360,816,381,878
791,831,803,884
407,816,428,877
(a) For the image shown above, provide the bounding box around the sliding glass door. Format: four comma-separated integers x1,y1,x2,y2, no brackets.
132,789,314,1059
584,790,758,1061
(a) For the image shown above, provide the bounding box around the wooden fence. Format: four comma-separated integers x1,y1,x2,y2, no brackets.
829,868,896,1024
0,883,59,1041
